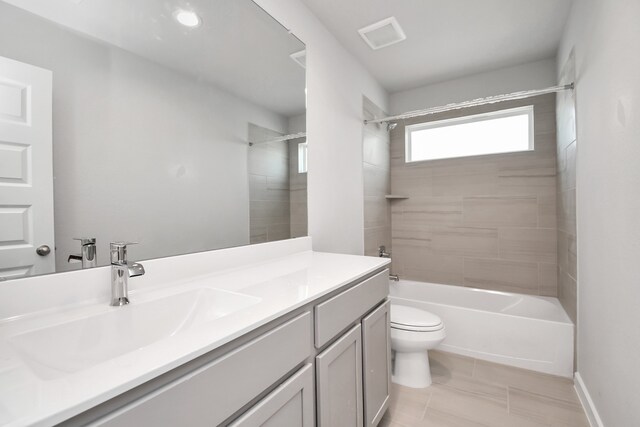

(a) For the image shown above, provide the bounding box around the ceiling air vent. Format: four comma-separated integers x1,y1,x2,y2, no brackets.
358,17,406,50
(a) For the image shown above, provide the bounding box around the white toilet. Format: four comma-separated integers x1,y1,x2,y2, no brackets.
390,304,446,388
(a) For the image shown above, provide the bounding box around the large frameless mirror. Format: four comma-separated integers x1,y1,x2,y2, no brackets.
0,0,307,280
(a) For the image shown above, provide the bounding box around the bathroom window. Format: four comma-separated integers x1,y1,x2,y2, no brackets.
298,141,308,173
405,106,534,162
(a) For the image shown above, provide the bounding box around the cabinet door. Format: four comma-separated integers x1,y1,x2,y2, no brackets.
230,364,314,427
362,301,391,427
316,324,363,427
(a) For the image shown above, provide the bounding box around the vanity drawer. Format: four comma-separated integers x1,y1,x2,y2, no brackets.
92,312,312,427
314,269,388,348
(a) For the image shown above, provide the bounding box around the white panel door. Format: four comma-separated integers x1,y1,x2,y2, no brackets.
0,55,54,279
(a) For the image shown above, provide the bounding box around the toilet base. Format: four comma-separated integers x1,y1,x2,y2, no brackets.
392,350,432,389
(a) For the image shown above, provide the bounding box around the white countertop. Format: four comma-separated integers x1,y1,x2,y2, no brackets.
0,239,389,426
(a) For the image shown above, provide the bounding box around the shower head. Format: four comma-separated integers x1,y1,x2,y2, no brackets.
387,122,398,131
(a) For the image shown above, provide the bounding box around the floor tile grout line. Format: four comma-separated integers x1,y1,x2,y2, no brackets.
420,391,433,421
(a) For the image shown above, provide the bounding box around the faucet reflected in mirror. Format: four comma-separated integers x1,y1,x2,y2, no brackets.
67,238,98,269
110,242,145,306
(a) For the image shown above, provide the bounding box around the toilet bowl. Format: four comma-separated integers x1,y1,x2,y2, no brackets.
390,304,445,388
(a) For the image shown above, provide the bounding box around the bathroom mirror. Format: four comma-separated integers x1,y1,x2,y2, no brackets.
0,0,307,280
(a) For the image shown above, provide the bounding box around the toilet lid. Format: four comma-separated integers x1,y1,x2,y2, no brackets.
391,305,443,331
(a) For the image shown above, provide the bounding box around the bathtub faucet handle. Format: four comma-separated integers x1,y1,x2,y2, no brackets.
378,245,391,258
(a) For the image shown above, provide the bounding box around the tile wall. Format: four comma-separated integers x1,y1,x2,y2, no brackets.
556,55,578,323
363,97,392,257
288,137,308,238
248,123,291,243
389,94,558,296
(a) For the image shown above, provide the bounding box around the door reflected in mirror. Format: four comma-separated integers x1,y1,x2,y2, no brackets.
0,0,306,280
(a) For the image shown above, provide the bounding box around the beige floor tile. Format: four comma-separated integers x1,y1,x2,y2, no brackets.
429,350,476,380
509,387,590,427
473,359,579,404
419,408,550,427
383,352,588,427
426,386,507,423
388,383,431,424
431,374,508,406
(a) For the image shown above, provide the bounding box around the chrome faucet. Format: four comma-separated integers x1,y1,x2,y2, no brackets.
68,237,97,268
110,242,145,306
378,245,391,258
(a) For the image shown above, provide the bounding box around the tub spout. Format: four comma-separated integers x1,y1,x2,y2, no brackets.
389,274,399,282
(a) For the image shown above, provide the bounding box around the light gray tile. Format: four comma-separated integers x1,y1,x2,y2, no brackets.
499,228,557,263
537,194,557,228
430,350,476,380
474,359,579,404
463,196,538,228
396,197,463,226
363,128,390,169
509,388,589,427
432,173,498,197
497,171,556,197
290,222,307,238
558,272,577,323
266,223,290,242
364,226,391,257
364,163,390,196
431,226,499,258
464,258,539,294
539,263,558,297
364,196,388,228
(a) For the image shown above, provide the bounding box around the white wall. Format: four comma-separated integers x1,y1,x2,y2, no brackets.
558,0,640,425
255,0,389,255
390,58,557,114
0,3,288,270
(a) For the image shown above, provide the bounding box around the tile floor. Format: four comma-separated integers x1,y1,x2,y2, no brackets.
381,350,590,427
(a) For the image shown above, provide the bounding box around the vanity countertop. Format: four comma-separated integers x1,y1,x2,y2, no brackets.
0,238,390,426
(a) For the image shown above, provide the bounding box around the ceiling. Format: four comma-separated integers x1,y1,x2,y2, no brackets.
301,0,573,93
2,0,306,116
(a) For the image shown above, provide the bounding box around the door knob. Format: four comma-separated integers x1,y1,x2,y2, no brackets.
36,245,51,256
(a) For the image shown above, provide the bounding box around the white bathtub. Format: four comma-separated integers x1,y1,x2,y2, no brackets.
390,280,574,378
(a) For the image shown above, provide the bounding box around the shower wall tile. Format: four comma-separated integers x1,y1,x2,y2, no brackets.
463,196,538,228
288,136,307,238
556,55,577,326
537,194,557,228
463,258,539,294
392,197,463,226
429,226,499,258
539,263,559,297
248,123,297,244
363,97,392,259
498,228,557,264
390,94,558,296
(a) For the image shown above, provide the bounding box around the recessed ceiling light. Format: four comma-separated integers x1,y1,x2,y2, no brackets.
173,9,202,28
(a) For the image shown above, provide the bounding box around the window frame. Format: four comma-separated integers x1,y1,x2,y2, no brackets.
404,105,535,163
297,140,308,174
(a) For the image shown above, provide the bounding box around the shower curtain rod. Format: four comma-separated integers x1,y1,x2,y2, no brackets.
364,83,574,125
248,131,307,146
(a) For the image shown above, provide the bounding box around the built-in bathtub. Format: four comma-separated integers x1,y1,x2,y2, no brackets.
389,280,574,378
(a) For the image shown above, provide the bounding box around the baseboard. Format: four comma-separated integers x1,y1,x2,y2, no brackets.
574,372,604,427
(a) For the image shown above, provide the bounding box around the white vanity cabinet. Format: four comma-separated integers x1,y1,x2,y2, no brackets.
314,272,391,427
316,324,364,427
63,268,390,427
229,364,315,427
362,301,391,427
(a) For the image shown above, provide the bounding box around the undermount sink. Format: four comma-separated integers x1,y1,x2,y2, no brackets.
9,288,261,380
